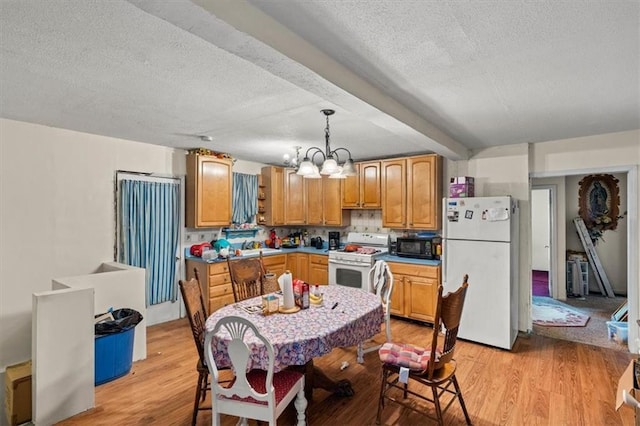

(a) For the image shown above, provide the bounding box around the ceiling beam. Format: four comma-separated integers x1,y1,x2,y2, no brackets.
193,0,469,160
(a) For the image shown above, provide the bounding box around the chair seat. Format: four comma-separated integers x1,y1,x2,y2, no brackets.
223,369,304,406
378,342,441,371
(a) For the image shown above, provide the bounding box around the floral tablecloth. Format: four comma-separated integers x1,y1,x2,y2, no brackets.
205,285,383,372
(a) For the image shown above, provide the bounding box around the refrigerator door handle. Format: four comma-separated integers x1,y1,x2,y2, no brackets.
441,239,447,285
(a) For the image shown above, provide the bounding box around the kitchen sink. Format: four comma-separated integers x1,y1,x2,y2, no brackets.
238,248,282,256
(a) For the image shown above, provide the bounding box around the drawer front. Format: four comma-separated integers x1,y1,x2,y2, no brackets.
262,254,286,267
209,273,231,287
209,284,233,298
309,254,328,266
388,262,439,279
209,294,235,313
208,262,230,275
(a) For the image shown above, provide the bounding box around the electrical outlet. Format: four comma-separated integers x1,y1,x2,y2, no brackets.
185,234,192,242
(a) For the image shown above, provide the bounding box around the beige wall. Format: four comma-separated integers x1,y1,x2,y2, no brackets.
0,118,186,371
565,172,628,294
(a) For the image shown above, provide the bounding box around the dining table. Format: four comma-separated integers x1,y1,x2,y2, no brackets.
205,284,384,398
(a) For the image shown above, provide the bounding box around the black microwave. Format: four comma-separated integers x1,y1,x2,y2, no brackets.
396,237,434,259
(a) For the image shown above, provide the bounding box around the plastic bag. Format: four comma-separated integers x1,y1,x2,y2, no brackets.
95,308,143,335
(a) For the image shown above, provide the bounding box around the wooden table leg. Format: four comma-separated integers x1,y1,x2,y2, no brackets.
289,360,354,400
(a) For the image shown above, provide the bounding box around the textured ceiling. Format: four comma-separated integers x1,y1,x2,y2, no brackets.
1,0,638,165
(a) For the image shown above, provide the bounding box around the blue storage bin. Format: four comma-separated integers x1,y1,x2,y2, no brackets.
606,320,628,344
95,326,135,385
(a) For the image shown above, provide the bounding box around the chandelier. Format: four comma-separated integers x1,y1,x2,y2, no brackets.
283,146,301,169
296,109,357,179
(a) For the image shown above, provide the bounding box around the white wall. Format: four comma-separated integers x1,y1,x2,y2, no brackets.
0,118,186,373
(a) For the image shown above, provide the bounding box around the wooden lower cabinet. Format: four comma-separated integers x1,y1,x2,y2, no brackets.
308,254,328,286
387,261,440,323
286,253,309,282
262,254,287,278
186,260,234,314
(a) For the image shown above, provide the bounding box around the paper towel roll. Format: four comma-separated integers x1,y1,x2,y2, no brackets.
278,271,295,309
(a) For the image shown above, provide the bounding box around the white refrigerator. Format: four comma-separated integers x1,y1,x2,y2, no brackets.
442,196,519,350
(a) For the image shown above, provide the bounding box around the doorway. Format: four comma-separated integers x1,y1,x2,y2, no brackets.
530,171,633,352
531,188,552,298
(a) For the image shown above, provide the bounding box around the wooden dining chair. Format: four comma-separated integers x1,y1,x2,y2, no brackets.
179,269,212,426
204,315,307,425
376,275,471,425
357,260,394,363
227,254,266,302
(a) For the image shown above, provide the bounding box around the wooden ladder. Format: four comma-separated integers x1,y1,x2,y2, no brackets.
573,217,615,298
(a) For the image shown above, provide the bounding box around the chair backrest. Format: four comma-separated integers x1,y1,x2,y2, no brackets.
427,274,469,378
179,268,208,363
369,260,394,344
227,255,266,302
204,315,276,404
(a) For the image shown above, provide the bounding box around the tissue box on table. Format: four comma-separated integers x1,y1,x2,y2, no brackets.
449,176,475,198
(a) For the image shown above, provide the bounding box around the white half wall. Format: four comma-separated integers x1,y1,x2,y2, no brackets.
52,262,147,362
32,287,94,425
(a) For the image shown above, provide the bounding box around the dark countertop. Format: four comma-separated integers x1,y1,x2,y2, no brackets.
186,247,440,267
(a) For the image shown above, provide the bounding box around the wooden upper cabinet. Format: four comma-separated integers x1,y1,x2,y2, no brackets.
261,166,285,226
342,161,381,208
381,154,442,230
305,178,324,225
323,178,350,226
185,154,232,228
407,155,442,229
305,177,350,226
381,159,407,228
284,169,305,225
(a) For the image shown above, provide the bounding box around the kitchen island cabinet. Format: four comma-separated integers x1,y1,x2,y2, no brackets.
381,154,441,230
386,261,440,323
342,161,381,209
186,259,234,314
185,154,232,228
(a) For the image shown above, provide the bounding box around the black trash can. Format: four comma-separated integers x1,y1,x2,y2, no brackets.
94,308,143,386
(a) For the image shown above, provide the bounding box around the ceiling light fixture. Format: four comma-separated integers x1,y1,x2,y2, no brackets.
296,109,357,178
199,135,213,142
283,146,301,169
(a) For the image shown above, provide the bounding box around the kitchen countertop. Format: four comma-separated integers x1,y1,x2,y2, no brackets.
186,247,441,266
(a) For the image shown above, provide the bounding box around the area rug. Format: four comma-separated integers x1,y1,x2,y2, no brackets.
532,301,590,327
532,270,550,297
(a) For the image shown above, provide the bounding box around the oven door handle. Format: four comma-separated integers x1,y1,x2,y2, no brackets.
328,259,367,267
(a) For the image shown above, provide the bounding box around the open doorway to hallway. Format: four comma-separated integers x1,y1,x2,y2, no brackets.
531,188,551,298
530,172,630,353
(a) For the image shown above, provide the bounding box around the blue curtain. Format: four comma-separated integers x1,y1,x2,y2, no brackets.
120,179,180,306
232,172,258,224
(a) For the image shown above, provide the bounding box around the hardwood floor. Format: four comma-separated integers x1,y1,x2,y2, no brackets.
58,317,634,425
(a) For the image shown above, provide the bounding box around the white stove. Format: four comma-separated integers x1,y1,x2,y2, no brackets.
328,232,389,289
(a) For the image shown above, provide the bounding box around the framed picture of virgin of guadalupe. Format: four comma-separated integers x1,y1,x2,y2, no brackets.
578,174,621,240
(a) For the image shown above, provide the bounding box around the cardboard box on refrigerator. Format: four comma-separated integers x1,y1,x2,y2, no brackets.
449,176,475,198
616,358,640,425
